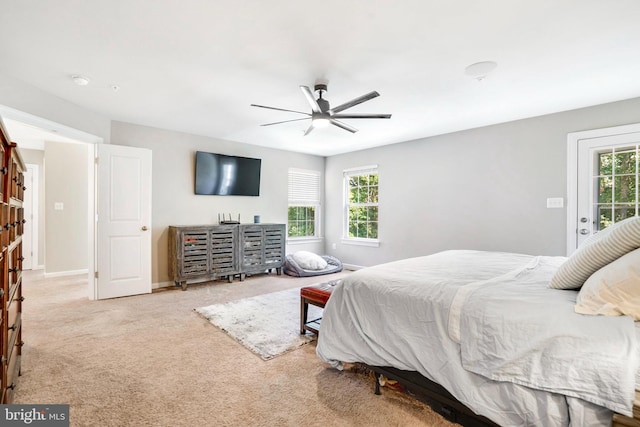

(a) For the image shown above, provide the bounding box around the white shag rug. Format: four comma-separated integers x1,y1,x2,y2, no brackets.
195,287,323,360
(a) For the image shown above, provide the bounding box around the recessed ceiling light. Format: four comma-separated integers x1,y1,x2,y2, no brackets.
71,75,90,86
464,61,498,81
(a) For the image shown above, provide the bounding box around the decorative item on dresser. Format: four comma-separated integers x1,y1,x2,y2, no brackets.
0,120,25,403
169,223,285,290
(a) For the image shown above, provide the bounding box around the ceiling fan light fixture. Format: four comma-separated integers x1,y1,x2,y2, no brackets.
313,116,330,128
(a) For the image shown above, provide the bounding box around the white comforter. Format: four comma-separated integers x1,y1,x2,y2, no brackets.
316,250,638,426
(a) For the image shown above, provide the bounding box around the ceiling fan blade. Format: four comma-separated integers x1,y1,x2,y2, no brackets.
250,104,310,116
329,91,380,114
332,113,392,119
300,86,321,113
260,117,311,126
330,118,358,133
303,122,315,136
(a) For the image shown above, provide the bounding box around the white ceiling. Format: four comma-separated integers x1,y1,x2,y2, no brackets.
1,1,639,156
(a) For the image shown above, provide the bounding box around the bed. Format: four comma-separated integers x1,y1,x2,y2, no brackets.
316,217,640,427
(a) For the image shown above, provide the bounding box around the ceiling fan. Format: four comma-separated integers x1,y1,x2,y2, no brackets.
251,83,391,135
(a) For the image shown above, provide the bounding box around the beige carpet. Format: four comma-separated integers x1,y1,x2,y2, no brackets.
15,270,458,427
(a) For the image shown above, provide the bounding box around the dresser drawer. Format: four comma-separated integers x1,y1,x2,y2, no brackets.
5,343,21,403
7,297,19,336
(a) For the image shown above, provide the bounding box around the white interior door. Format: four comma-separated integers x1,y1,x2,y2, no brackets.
96,144,152,299
574,132,640,247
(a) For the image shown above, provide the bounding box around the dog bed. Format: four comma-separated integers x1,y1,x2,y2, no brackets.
283,252,343,277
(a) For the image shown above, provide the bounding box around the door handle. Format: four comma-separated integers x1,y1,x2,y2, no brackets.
141,226,148,231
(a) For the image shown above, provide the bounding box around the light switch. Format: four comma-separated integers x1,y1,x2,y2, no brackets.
54,202,64,210
546,197,564,208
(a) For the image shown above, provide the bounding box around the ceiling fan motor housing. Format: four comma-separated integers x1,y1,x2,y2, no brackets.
314,84,330,112
314,83,328,93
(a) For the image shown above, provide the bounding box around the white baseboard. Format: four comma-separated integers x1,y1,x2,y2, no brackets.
343,263,365,271
44,269,89,278
153,281,175,290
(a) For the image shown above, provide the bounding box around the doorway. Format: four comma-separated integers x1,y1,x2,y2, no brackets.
566,123,640,254
0,108,99,290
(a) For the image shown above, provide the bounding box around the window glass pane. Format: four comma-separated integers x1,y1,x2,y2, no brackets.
614,205,635,222
598,206,612,231
369,185,378,203
597,176,613,204
307,207,315,220
598,152,613,175
357,222,367,238
614,176,636,203
288,207,297,221
368,222,378,239
349,222,357,237
614,149,637,175
358,186,369,203
350,187,359,203
367,206,378,221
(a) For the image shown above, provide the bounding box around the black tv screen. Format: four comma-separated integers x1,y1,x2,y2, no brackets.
195,151,261,196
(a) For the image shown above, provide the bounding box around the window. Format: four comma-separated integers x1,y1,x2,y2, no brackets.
288,168,321,239
343,165,379,245
594,145,638,230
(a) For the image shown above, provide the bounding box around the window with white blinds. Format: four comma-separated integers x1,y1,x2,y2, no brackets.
288,168,321,238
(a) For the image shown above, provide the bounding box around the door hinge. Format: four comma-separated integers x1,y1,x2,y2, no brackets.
94,271,99,279
95,156,99,165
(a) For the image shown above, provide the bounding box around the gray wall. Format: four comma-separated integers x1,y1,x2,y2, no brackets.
110,121,325,285
44,141,89,274
0,72,110,143
19,148,45,269
325,97,640,268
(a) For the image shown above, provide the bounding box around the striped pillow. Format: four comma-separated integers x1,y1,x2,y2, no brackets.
549,216,640,289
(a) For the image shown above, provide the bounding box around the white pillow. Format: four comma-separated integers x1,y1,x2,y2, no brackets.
291,251,328,270
549,216,640,289
575,247,640,320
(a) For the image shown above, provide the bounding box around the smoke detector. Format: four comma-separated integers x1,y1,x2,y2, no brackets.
464,61,498,81
71,75,90,86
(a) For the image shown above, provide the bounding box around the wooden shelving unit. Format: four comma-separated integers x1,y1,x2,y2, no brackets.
169,223,285,290
0,120,25,403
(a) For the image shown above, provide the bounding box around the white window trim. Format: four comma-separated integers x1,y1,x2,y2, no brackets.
288,236,324,245
343,165,379,245
566,122,640,254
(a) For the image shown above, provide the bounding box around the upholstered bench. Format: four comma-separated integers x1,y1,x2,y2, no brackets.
300,280,340,335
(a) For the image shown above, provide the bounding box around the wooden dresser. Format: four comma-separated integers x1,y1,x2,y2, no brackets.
612,390,640,427
169,223,285,289
0,121,25,403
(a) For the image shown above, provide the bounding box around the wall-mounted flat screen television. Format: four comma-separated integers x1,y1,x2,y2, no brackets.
195,151,261,196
